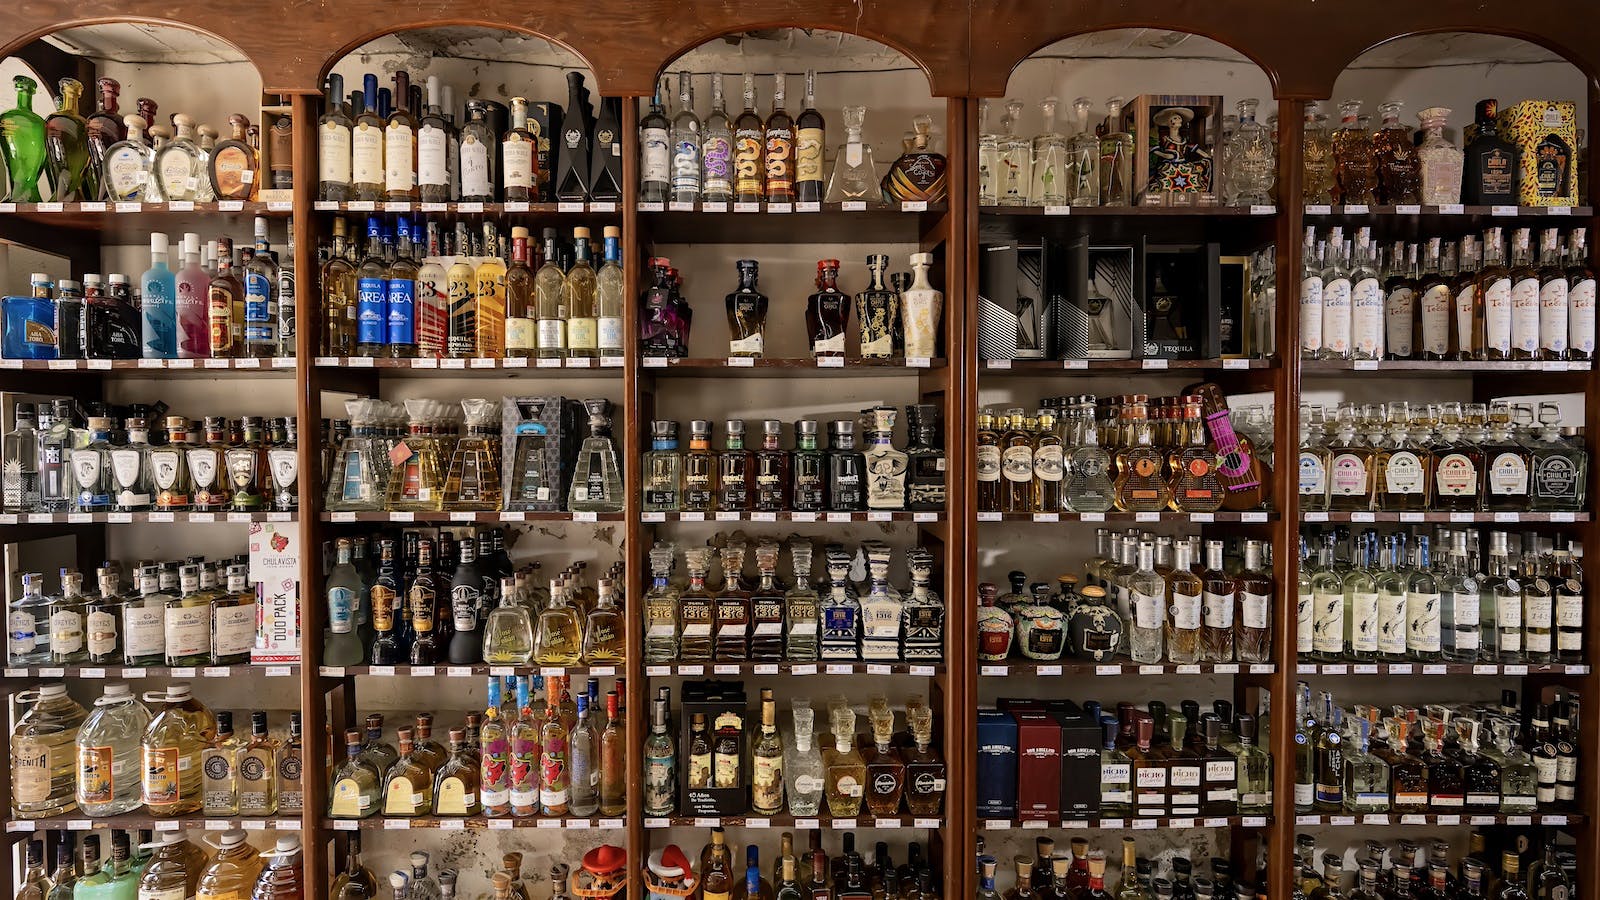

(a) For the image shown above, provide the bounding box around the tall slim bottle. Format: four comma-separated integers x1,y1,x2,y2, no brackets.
174,233,210,358
141,233,177,358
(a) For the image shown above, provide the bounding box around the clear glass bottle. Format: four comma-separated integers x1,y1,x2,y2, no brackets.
568,399,624,512
534,578,583,666
819,547,860,660
1227,98,1275,206
1165,541,1204,663
483,586,534,665
1127,540,1166,663
201,710,241,815
701,73,733,203
996,99,1030,207
1029,96,1069,207
150,113,204,201
328,728,380,819
1416,107,1463,205
825,106,879,203
441,398,501,510
1332,99,1377,206
821,705,865,816
582,578,625,664
1100,96,1134,206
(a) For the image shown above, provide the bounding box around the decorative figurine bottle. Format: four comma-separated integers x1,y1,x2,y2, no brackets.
2,76,47,202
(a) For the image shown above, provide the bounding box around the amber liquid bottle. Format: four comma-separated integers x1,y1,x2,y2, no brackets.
725,259,768,357
999,411,1035,513
753,420,791,511
976,411,1001,512
805,259,849,358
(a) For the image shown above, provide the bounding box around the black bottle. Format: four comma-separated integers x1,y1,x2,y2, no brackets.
826,419,865,511
904,403,945,511
556,72,593,201
446,536,483,664
369,538,407,665
588,96,623,200
1463,99,1520,206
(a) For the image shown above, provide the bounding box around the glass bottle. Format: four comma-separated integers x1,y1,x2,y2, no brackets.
764,73,796,203
42,76,90,201
1411,106,1465,205
11,683,88,817
200,710,241,816
995,99,1030,207
1332,100,1377,206
1169,398,1225,512
827,420,866,511
732,73,765,203
782,541,821,661
1228,98,1275,206
75,681,149,816
483,584,534,665
100,112,152,201
138,833,205,900
425,727,478,816
1028,96,1069,206
853,254,899,358
1126,541,1166,663
791,420,826,512
1113,400,1173,512
1528,402,1587,510
151,113,204,201
864,407,908,510
534,578,583,666
595,225,626,360
1165,541,1204,663
2,76,48,201
725,259,768,357
562,226,598,359
568,398,624,512
901,252,943,359
1373,100,1421,204
821,705,866,816
884,114,947,203
825,105,879,203
637,77,670,203
753,421,791,512
819,547,861,660
438,398,499,510
1097,96,1135,206
699,73,733,203
642,420,683,512
806,259,850,357
1302,102,1336,204
457,100,496,202
582,578,625,664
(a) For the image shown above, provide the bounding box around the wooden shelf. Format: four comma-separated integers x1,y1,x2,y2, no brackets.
313,200,620,216
643,661,943,676
979,815,1269,830
1302,359,1591,374
1301,511,1586,524
6,814,301,833
1291,812,1581,827
0,358,297,376
2,664,298,679
1295,661,1587,676
318,663,622,678
321,511,623,524
643,510,942,523
977,511,1274,523
643,357,943,375
0,511,293,525
643,814,942,830
326,815,625,831
638,201,945,243
981,205,1276,217
978,661,1275,676
312,356,623,377
983,358,1271,373
1302,204,1590,219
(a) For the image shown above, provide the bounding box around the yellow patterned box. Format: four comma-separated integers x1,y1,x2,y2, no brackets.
1498,100,1578,206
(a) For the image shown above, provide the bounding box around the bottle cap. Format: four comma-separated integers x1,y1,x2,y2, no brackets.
150,233,168,253
796,419,818,435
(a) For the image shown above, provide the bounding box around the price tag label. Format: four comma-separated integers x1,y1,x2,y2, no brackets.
1032,512,1059,523
1176,665,1201,674
1168,818,1195,828
1135,512,1161,523
1350,512,1375,522
1250,205,1276,215
1022,819,1049,829
1305,205,1332,215
827,512,853,523
1215,664,1239,674
900,200,928,212
1139,665,1163,675
768,203,792,214
1096,665,1121,675
745,818,771,828
1142,358,1169,369
1394,204,1421,215
866,663,892,675
383,819,410,829
978,511,1002,522
646,665,670,676
714,664,740,674
816,356,844,367
754,664,778,674
867,510,892,522
589,201,617,213
1491,205,1519,216
636,202,664,213
910,665,936,676
796,202,821,212
727,357,754,367
1132,819,1157,830
644,817,669,828
1189,512,1214,523
985,820,1011,831
1353,664,1378,674
841,200,867,211
1494,511,1520,523
677,665,704,676
1547,206,1573,215
1504,664,1528,675
1038,665,1062,676
1438,204,1464,215
1044,205,1071,216
826,663,854,674
117,201,143,213
1079,512,1105,522
37,201,65,212
981,665,1009,677
329,511,358,523
733,202,759,213
792,664,817,675
439,819,465,830
1343,204,1369,214
1324,664,1348,675
751,511,777,522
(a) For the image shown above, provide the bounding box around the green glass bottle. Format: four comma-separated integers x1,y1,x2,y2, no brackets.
45,77,90,201
1,76,47,202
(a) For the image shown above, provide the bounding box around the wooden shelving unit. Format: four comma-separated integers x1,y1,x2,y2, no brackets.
0,5,1597,899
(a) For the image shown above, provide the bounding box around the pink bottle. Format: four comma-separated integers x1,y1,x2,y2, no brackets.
175,231,211,357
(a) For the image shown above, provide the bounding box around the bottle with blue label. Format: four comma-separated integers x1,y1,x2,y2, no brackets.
386,215,417,357
2,273,60,359
243,215,278,358
356,216,387,356
140,233,177,358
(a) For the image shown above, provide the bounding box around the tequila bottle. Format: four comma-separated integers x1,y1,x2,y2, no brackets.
764,74,796,202
2,76,47,201
700,73,734,203
900,252,943,359
749,695,785,815
438,398,499,510
458,101,496,202
1064,97,1099,206
995,100,1029,206
855,254,899,357
643,420,682,512
643,543,679,663
1064,398,1115,512
900,547,944,661
858,543,903,660
791,420,826,511
1332,99,1377,206
325,400,387,511
1127,540,1166,663
568,399,624,512
1169,398,1224,512
1100,96,1135,205
43,77,89,201
825,106,878,203
433,728,481,816
713,542,751,660
1373,99,1420,204
75,682,149,816
101,113,153,201
1067,584,1120,660
1227,98,1275,206
2,403,41,512
864,407,908,509
678,548,716,661
1027,96,1068,206
1416,106,1462,205
778,541,821,661
1494,720,1539,811
1528,403,1587,510
977,98,999,205
827,420,866,510
822,705,866,816
581,578,625,663
753,420,790,511
483,587,534,665
638,78,670,203
47,568,87,665
643,692,675,815
324,538,366,665
533,579,582,665
1113,400,1173,512
141,683,215,818
68,417,114,513
386,399,444,510
725,259,768,357
12,683,88,817
819,546,860,659
1342,717,1390,812
806,259,849,357
151,113,204,201
201,711,241,815
748,542,786,661
732,73,764,202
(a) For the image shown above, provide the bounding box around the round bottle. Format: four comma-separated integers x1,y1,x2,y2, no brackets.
76,681,151,816
11,682,89,818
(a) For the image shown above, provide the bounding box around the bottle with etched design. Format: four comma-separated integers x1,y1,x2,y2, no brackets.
1235,539,1273,663
1029,96,1069,206
821,705,865,816
764,74,795,203
1372,100,1420,204
783,541,820,661
677,548,715,661
1375,403,1432,511
1326,411,1374,511
1332,100,1376,206
1301,101,1336,204
1199,540,1236,662
1065,398,1115,512
714,541,753,660
1113,399,1173,512
1507,227,1541,359
1529,402,1586,511
642,420,682,513
726,260,767,357
1100,97,1135,206
1568,228,1596,359
637,78,670,203
1481,403,1531,511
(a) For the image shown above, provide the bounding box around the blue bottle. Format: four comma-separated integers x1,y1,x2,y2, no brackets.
355,216,387,355
2,272,60,359
140,233,177,358
385,215,416,353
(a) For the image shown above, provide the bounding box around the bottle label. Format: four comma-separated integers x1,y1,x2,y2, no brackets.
672,133,701,195
1349,591,1379,652
1511,276,1540,353
1435,453,1478,496
269,449,298,493
140,888,188,900
1202,590,1234,629
1312,589,1343,653
1296,588,1313,653
244,271,272,343
327,586,355,634
187,448,219,495
1452,589,1481,649
142,745,183,808
1533,453,1581,500
1406,590,1442,652
1570,277,1596,354
597,316,624,351
796,127,824,184
502,139,534,189
1419,284,1451,355
165,604,210,657
537,318,567,351
1298,452,1327,495
1321,277,1351,355
1383,451,1424,494
702,133,732,195
77,744,117,804
214,603,256,656
1033,444,1064,482
417,125,448,186
320,122,352,186
1133,592,1162,629
1557,590,1584,628
351,123,382,186
1001,445,1033,483
49,609,84,654
1135,766,1166,789
357,276,386,346
1541,278,1569,352
1241,591,1270,630
729,333,764,355
976,445,1001,483
330,775,372,816
123,605,164,657
1299,275,1324,352
12,737,59,803
568,317,598,351
451,586,480,631
86,609,117,656
1170,763,1201,787
384,124,415,192
641,126,670,184
812,332,846,356
1525,593,1553,628
1483,277,1512,352
386,276,415,347
1385,286,1415,356
459,138,491,197
1488,452,1529,495
1378,592,1408,655
384,776,426,815
751,754,783,810
734,128,763,196
1330,452,1367,496
1171,592,1201,630
1351,276,1384,356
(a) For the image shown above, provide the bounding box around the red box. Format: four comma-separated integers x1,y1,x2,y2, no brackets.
1014,711,1062,822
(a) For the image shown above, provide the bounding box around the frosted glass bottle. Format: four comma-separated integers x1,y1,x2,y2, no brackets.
76,682,150,816
140,233,177,359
